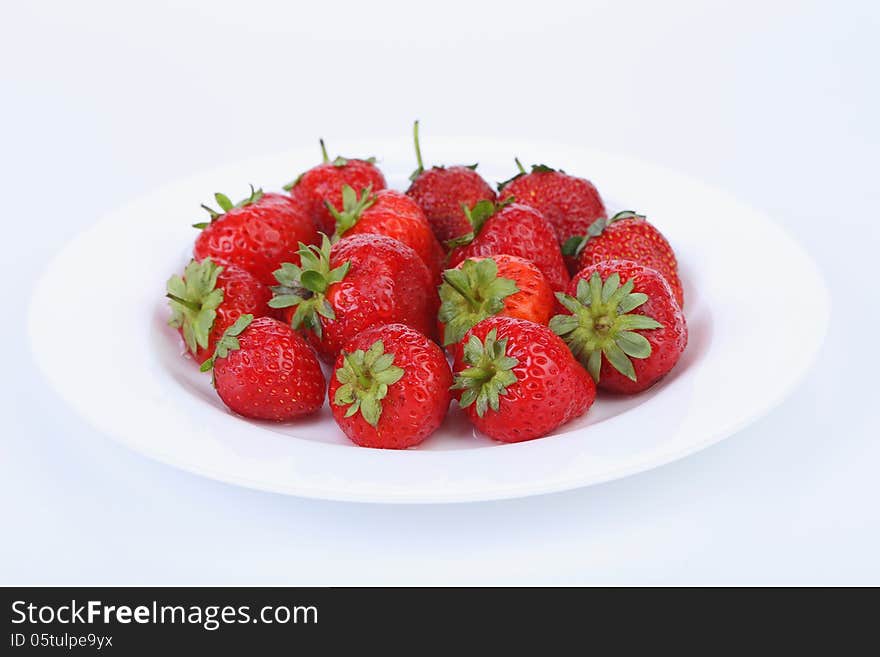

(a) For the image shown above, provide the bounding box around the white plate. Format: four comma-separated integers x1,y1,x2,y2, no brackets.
28,138,829,503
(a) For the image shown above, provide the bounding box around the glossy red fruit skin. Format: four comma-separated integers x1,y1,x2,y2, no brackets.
406,166,497,246
340,189,445,284
439,254,555,358
487,255,555,324
578,216,684,307
194,193,319,286
500,171,605,272
570,260,687,394
185,262,272,365
329,324,453,449
289,160,386,235
447,203,569,292
453,317,596,443
213,317,325,421
282,234,437,362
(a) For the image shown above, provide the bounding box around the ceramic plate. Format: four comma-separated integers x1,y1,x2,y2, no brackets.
28,138,829,502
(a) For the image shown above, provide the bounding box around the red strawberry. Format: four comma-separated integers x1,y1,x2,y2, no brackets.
438,255,554,347
550,259,687,394
202,315,325,421
564,211,684,307
193,187,319,286
329,323,452,449
446,199,569,292
166,258,272,365
405,121,496,246
328,185,444,284
498,160,606,270
452,317,595,443
285,139,386,235
270,234,436,362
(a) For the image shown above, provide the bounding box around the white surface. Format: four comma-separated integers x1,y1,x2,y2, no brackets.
28,141,828,502
2,0,878,582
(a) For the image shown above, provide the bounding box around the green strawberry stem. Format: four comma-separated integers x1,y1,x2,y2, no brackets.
165,292,201,313
409,120,425,181
438,259,519,346
451,328,519,417
549,272,662,382
498,161,559,191
441,271,478,307
284,142,375,191
333,339,405,427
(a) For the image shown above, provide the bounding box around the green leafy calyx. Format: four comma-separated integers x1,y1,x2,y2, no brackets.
496,158,561,191
166,259,225,355
326,184,376,237
444,197,514,249
282,173,304,192
194,185,263,228
438,258,519,346
199,313,253,373
283,139,377,190
333,339,405,427
269,235,349,340
549,272,662,382
451,328,519,417
560,211,646,257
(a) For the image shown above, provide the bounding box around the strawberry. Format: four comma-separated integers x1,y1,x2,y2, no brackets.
201,315,325,421
405,121,496,246
446,199,569,292
166,258,272,365
193,187,319,286
563,211,684,307
284,139,386,235
327,185,444,284
550,259,687,394
452,317,595,443
270,234,436,362
438,255,554,347
498,160,606,271
329,323,452,449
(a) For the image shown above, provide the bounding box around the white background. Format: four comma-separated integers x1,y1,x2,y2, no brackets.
2,0,878,584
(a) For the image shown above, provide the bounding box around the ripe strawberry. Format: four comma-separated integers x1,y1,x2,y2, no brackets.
438,255,554,347
270,234,436,362
166,258,272,365
405,121,496,246
193,187,319,286
564,211,684,307
329,323,452,449
498,160,606,270
284,139,386,235
201,315,325,421
327,185,444,283
550,259,687,394
452,317,595,443
446,199,569,292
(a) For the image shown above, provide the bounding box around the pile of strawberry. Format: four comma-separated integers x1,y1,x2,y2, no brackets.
166,123,687,449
